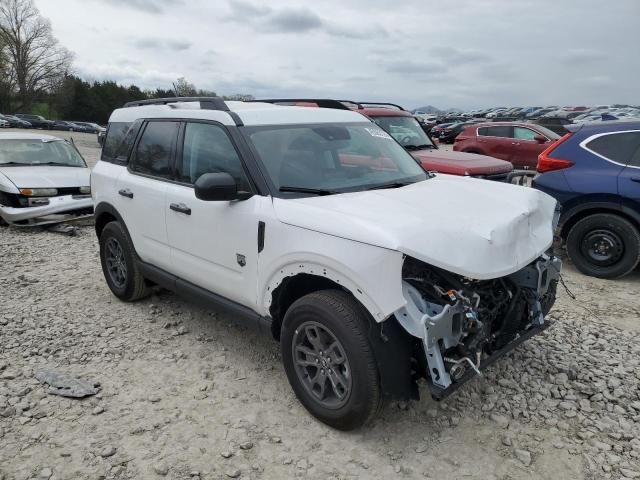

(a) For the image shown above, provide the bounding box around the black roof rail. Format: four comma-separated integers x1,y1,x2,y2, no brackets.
337,100,364,110
250,99,352,111
356,102,406,111
123,97,229,111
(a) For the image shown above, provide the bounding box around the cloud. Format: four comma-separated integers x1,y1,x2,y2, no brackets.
430,46,489,65
386,60,447,76
98,0,179,14
226,0,385,38
132,37,192,51
561,49,607,65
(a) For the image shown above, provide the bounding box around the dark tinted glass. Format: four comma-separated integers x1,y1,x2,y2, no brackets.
131,121,179,179
479,126,511,138
587,131,640,165
102,122,131,160
179,122,249,188
114,121,142,162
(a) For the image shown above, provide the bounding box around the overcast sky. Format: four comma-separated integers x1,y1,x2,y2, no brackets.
34,0,639,110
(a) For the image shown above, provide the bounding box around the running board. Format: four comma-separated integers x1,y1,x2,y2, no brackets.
428,322,552,401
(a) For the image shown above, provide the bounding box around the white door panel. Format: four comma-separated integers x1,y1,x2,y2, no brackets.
116,171,171,270
166,182,264,309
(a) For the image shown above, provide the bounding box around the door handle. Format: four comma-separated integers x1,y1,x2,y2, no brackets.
170,203,191,215
631,176,640,183
511,142,521,146
118,188,133,199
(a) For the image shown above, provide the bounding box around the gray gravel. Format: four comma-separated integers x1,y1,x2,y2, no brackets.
0,131,639,479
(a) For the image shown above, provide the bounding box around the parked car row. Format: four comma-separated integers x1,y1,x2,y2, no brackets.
2,113,106,134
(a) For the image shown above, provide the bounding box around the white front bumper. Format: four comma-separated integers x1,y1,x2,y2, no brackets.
0,195,94,225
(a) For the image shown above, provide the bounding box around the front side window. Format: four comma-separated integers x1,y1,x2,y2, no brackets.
586,131,640,165
130,121,179,179
179,122,250,189
0,139,86,167
371,116,435,150
513,127,538,140
245,122,427,194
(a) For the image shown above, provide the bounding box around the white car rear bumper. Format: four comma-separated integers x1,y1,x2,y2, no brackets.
0,194,93,225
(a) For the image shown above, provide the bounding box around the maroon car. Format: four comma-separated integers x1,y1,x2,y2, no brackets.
254,99,514,180
453,122,560,170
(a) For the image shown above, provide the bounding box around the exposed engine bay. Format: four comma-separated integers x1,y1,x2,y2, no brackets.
395,254,561,397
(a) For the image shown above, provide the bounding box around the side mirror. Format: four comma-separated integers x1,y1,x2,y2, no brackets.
534,135,547,143
194,172,253,201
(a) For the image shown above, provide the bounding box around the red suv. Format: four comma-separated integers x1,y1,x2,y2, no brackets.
453,122,560,170
257,100,514,180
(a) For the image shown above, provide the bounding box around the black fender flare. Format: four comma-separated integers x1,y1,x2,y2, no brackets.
94,202,136,248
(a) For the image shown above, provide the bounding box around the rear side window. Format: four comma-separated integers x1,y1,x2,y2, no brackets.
130,121,179,179
102,122,131,161
478,126,511,138
586,131,640,165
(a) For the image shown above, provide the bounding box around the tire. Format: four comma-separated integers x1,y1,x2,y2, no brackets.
280,290,382,430
566,213,640,279
99,221,149,301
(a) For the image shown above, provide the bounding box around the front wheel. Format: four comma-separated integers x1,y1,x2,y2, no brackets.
281,290,382,430
566,213,640,279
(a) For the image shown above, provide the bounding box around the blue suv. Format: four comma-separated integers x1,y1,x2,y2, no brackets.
533,120,640,279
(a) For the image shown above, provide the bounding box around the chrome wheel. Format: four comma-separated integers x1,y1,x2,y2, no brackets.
292,321,352,409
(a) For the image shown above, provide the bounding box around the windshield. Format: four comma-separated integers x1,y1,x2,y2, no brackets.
245,122,428,194
371,116,435,149
0,139,86,167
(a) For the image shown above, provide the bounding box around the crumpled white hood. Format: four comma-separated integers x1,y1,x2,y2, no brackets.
0,165,90,189
273,175,557,280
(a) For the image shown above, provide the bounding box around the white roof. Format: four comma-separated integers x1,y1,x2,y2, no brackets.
0,132,63,142
108,100,368,127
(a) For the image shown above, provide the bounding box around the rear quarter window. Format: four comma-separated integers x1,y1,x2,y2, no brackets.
101,122,131,162
478,126,511,138
585,131,640,165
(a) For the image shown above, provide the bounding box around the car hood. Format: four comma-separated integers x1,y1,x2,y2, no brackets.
273,175,557,280
0,165,90,189
412,150,513,176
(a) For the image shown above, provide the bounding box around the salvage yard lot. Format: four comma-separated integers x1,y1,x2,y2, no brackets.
1,131,640,480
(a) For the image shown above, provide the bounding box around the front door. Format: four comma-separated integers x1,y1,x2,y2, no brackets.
165,121,262,309
116,120,180,271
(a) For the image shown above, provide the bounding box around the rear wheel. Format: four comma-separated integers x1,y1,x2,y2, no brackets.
281,290,382,430
566,213,640,279
99,221,149,301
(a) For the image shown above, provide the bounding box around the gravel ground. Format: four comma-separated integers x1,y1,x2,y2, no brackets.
1,131,640,480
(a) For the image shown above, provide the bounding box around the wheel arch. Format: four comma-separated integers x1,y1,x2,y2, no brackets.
559,202,640,240
268,270,419,402
94,202,135,247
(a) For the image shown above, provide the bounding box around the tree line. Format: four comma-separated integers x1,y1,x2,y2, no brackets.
0,0,253,124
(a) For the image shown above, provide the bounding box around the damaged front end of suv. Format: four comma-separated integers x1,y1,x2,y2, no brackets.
395,253,561,399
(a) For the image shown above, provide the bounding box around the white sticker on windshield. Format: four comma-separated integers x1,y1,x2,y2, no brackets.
365,127,393,140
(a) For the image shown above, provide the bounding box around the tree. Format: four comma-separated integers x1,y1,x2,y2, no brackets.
173,77,196,97
0,0,73,111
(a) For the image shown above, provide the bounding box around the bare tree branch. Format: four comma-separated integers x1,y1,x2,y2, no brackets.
0,0,73,110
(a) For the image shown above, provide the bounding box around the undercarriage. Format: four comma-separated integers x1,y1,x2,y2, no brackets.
395,254,561,399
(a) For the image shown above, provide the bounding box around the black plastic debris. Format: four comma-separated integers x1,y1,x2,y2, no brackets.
35,370,99,398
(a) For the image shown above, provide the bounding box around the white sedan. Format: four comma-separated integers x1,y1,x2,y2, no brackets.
0,133,93,226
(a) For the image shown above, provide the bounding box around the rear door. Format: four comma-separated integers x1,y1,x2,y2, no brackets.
116,120,180,271
608,131,640,208
476,125,513,161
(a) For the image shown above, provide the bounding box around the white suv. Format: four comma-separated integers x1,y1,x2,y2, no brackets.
92,97,561,430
